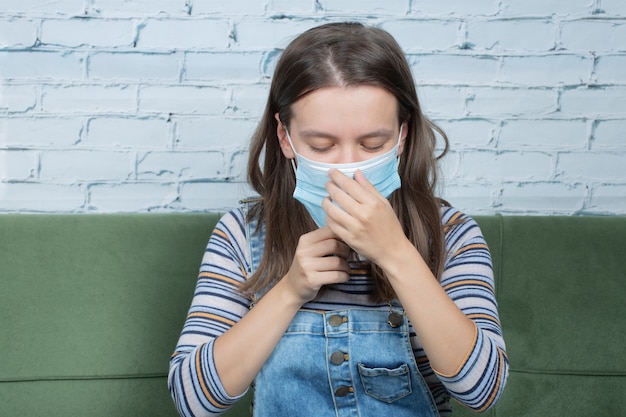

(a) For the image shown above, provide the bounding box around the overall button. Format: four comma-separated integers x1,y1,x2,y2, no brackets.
328,315,346,327
387,312,404,328
330,351,348,365
335,386,354,397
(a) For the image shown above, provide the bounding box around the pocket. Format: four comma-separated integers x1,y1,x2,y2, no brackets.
357,363,412,403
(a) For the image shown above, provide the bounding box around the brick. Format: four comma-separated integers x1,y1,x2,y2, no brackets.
0,150,38,180
499,119,588,149
500,55,590,86
184,52,262,81
0,84,38,112
594,55,626,84
178,181,251,211
468,87,557,116
139,85,227,115
269,0,316,14
589,184,626,214
438,150,461,180
231,85,270,117
174,117,257,148
86,117,170,148
501,182,587,213
0,117,82,146
260,49,281,79
409,54,498,84
410,0,499,16
593,120,626,148
88,182,177,212
500,0,593,16
467,19,556,51
137,18,230,49
462,150,554,180
41,18,136,48
440,183,499,214
437,119,497,148
381,20,459,52
191,0,267,15
42,84,136,113
558,151,626,180
600,0,626,16
0,182,85,212
40,150,133,181
88,0,191,17
0,18,38,47
0,51,84,79
560,20,626,52
322,0,407,15
89,52,181,80
234,19,317,50
136,151,226,180
560,87,626,116
2,0,85,16
417,86,467,117
228,149,248,181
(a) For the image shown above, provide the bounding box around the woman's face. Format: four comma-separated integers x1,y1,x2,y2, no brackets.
277,85,408,164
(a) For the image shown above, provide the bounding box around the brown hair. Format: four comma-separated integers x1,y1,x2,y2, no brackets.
241,22,449,301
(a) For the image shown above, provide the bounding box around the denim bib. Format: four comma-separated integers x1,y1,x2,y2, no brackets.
244,205,439,417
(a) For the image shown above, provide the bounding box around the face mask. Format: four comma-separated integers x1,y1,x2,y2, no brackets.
286,126,402,227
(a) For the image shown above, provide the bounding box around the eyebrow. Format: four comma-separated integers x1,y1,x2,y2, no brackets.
298,128,395,140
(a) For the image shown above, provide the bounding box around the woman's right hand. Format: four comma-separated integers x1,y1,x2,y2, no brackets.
214,227,350,397
281,226,351,305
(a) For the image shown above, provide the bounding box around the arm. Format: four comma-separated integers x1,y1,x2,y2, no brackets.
434,219,508,411
168,210,252,416
168,209,351,417
324,169,508,411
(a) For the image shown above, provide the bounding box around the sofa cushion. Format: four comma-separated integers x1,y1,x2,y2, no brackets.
453,216,626,417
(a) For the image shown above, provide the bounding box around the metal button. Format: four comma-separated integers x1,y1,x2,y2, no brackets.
330,351,347,365
328,315,345,327
387,312,404,328
335,386,353,397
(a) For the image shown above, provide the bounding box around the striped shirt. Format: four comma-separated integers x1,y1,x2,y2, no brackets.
168,206,509,416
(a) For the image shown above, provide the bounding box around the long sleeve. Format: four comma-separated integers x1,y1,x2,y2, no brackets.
167,206,508,416
434,208,509,412
168,209,251,417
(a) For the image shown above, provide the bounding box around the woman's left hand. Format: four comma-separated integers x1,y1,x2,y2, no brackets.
322,168,408,266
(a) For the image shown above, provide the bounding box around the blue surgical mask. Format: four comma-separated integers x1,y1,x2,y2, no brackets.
286,127,402,227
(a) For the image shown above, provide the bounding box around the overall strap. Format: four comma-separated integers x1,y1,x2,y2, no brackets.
241,197,265,281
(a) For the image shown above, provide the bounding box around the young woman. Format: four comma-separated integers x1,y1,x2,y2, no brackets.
169,22,508,417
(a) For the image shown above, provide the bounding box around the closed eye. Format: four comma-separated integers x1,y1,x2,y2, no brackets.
362,143,385,152
309,144,333,153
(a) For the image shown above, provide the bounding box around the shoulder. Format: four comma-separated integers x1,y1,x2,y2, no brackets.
439,206,485,249
210,207,247,245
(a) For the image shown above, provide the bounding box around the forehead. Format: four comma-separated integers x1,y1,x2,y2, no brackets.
289,85,399,132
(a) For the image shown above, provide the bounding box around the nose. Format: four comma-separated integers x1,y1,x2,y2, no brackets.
336,146,360,164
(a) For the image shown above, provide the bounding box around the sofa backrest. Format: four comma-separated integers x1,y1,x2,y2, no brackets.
1,214,624,416
0,214,221,417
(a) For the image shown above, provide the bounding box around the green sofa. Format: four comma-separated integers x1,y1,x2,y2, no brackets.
1,214,624,416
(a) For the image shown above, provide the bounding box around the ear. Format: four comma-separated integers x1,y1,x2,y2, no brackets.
398,120,409,157
275,113,295,159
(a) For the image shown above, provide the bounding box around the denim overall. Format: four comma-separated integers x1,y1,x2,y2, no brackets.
245,210,439,417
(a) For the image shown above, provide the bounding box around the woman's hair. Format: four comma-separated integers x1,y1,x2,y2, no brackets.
241,22,449,301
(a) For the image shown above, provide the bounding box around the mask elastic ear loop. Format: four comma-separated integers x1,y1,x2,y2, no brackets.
284,126,298,173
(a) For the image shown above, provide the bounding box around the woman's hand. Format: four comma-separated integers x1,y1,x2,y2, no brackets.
282,226,351,305
323,168,408,267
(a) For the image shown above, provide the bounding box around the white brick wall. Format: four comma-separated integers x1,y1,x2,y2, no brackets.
1,0,625,215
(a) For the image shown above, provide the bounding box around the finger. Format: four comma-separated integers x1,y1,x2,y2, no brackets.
354,169,381,196
327,169,373,203
322,195,356,233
